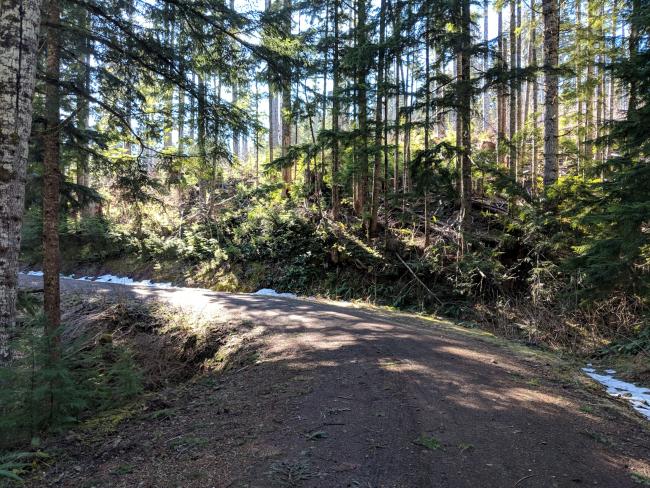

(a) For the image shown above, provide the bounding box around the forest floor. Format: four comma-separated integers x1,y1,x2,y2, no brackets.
18,275,650,488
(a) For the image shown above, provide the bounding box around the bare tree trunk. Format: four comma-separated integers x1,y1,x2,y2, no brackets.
543,0,560,187
497,8,506,165
319,1,329,207
43,0,62,354
353,0,369,216
584,0,595,163
255,77,260,187
394,56,400,196
197,75,207,203
266,0,276,165
280,0,293,197
331,0,341,218
369,0,386,238
424,17,431,247
509,0,517,184
482,0,489,131
0,0,43,362
530,0,539,193
628,0,639,113
575,0,582,172
76,12,91,196
606,0,618,160
459,0,472,228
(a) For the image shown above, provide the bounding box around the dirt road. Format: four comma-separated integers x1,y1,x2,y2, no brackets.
19,275,650,487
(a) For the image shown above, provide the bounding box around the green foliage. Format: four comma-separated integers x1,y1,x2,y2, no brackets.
598,322,650,356
413,434,442,451
0,451,49,483
21,211,130,266
0,314,142,449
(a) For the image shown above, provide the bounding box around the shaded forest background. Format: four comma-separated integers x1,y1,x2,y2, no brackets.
10,0,650,354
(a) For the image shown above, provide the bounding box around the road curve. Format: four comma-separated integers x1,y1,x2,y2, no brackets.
19,275,650,488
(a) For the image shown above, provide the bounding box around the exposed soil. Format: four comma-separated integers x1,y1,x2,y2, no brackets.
19,275,650,487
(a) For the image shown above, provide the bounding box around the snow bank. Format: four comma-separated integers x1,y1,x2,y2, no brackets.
582,364,650,420
21,271,173,289
75,274,173,288
253,288,297,298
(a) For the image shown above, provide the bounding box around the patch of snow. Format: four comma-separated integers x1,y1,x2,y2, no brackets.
582,365,650,420
21,271,173,289
253,288,297,298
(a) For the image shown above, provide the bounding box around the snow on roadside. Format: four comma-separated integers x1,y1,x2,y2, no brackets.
582,364,650,420
23,271,306,300
21,271,173,289
253,288,297,298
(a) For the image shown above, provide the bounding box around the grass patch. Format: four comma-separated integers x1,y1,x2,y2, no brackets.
413,434,442,451
632,473,650,486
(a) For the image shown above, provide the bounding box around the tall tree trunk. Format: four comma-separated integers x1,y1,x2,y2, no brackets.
319,1,329,207
575,0,583,172
76,12,91,195
509,0,517,185
255,77,260,187
543,0,560,187
595,1,604,164
43,0,62,355
606,0,618,160
584,0,595,163
424,17,431,247
394,56,400,196
197,75,207,203
482,0,489,131
628,0,639,113
331,0,341,218
353,0,369,216
266,0,276,165
530,0,539,193
497,8,506,165
0,0,43,362
369,0,386,238
280,0,292,197
459,0,472,228
516,0,522,138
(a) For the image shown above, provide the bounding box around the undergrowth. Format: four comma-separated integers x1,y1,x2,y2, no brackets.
0,293,245,482
20,182,650,358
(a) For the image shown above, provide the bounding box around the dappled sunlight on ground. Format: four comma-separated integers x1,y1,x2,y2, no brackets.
18,274,650,487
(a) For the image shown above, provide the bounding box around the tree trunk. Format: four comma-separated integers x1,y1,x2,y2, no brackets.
43,0,62,355
628,0,639,113
575,0,582,171
509,0,517,184
531,0,539,193
280,0,292,197
0,0,43,362
459,0,472,228
482,0,489,131
497,8,506,165
394,56,400,196
197,75,207,203
266,0,276,165
353,0,369,216
76,13,91,195
331,0,341,218
369,0,386,238
584,0,595,163
543,0,559,187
